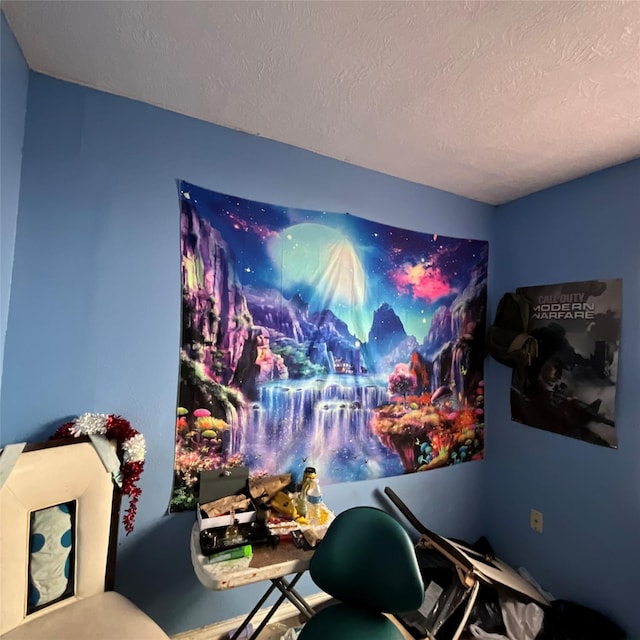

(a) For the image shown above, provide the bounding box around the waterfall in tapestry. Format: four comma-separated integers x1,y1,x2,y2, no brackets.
171,180,488,511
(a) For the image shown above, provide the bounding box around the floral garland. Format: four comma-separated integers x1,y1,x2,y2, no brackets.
51,413,146,535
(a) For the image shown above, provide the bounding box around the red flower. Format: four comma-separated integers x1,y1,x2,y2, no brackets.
51,413,145,535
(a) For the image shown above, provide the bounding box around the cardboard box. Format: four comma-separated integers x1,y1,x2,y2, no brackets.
197,466,256,531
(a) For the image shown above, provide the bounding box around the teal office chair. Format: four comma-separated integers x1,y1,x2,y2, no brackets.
298,506,424,639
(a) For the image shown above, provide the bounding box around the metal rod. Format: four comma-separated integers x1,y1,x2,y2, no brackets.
272,577,316,619
229,581,279,640
248,573,305,639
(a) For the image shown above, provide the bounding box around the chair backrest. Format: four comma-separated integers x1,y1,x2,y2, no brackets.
309,506,424,614
0,437,119,635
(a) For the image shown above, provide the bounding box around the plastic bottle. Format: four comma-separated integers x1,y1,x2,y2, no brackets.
305,472,324,526
301,466,316,495
297,466,316,517
295,466,315,517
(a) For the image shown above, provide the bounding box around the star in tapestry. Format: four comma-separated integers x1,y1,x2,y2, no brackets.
171,180,488,511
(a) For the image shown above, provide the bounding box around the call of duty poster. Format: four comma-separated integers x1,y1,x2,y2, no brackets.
510,279,622,448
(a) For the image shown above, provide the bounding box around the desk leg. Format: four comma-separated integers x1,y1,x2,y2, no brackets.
229,581,280,640
246,572,311,640
272,576,316,619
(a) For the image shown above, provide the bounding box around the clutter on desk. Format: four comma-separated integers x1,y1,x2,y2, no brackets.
198,466,280,556
295,466,316,517
249,473,292,503
266,518,300,536
198,465,334,557
204,544,253,565
300,525,329,549
223,508,243,544
197,466,256,530
270,490,298,519
302,468,326,526
199,520,279,556
200,494,251,519
260,466,334,547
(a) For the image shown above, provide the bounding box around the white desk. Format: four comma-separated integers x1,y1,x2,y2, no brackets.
190,523,316,639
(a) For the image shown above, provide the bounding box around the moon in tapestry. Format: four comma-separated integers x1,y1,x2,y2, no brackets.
171,180,488,511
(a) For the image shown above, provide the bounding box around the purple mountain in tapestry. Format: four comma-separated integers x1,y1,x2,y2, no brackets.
171,180,488,510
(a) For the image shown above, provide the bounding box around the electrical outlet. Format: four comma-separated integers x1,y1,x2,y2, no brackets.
530,508,543,533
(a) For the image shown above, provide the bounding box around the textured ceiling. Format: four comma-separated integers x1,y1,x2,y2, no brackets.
3,0,640,204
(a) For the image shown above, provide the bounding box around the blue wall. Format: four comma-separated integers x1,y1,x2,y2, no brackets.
0,13,28,412
0,70,492,634
3,13,638,635
484,160,640,637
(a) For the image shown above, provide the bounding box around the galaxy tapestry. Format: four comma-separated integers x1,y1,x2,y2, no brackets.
511,279,622,448
171,180,488,511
